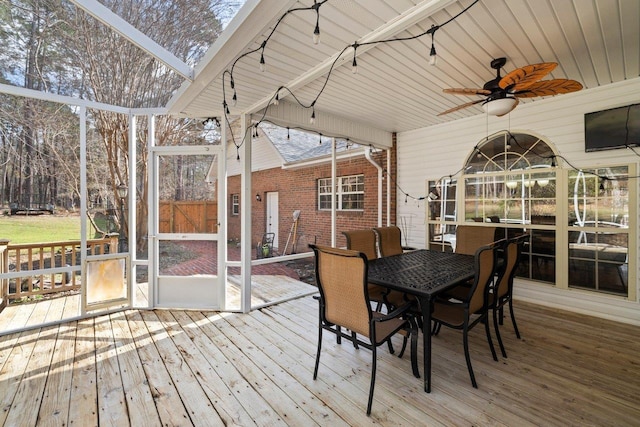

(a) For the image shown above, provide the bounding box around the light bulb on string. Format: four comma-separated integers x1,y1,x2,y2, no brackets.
232,91,237,106
429,43,437,66
428,24,438,66
312,1,321,44
310,108,316,125
286,127,290,140
273,92,279,105
259,51,266,72
352,43,358,74
318,133,322,145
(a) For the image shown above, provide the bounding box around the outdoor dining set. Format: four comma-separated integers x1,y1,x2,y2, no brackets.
310,225,528,415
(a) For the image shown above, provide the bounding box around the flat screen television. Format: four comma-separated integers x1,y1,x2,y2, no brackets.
585,103,640,152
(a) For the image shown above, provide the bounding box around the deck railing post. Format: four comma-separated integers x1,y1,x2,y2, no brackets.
0,238,9,311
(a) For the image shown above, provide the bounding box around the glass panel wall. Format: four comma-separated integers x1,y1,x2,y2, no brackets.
426,130,632,298
567,167,629,295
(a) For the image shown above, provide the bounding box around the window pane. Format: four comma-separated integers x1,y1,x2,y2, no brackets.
568,231,628,295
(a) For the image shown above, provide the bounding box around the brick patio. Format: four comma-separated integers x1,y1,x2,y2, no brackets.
162,241,312,281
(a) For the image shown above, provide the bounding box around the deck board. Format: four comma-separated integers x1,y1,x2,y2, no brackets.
1,292,639,426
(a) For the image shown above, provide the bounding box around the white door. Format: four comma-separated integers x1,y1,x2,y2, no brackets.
150,145,222,309
266,192,279,249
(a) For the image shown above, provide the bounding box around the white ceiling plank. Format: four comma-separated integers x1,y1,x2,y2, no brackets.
243,0,459,115
165,0,639,136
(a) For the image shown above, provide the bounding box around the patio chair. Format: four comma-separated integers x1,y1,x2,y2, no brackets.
343,229,388,309
491,233,528,357
373,226,416,310
373,226,404,257
310,244,418,415
431,242,499,388
454,225,497,255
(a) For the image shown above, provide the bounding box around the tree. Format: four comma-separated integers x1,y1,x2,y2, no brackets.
0,0,237,248
62,0,226,248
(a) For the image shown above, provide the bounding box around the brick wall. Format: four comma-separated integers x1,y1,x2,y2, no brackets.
227,141,397,251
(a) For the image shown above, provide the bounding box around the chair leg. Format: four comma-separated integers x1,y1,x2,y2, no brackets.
462,327,477,388
484,313,498,362
352,331,360,349
398,335,408,358
508,298,521,339
387,338,395,354
366,347,377,416
336,326,342,344
431,321,441,336
313,324,323,379
493,307,507,358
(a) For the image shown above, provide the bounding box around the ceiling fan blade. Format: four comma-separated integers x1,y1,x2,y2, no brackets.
443,88,491,96
438,99,484,116
496,98,519,117
514,79,583,98
499,62,557,91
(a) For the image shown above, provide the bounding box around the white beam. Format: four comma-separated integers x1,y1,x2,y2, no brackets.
255,100,393,148
0,83,130,113
70,0,193,81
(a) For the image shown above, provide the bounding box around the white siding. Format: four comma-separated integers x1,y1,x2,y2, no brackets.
226,134,285,176
397,77,640,324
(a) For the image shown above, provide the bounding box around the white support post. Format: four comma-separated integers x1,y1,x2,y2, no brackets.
331,138,337,247
127,113,136,306
240,114,252,312
79,106,87,315
218,116,228,309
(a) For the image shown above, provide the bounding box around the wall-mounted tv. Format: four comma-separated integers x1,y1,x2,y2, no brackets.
584,103,640,152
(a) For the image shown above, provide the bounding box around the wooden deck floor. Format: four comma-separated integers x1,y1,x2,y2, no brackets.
0,275,317,333
1,295,639,426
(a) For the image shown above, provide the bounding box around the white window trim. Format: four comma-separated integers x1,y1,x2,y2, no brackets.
318,174,365,211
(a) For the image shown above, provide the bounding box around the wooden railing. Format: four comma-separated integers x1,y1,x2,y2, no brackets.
0,236,118,305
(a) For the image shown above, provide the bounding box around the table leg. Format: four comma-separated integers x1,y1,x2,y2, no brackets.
421,296,432,393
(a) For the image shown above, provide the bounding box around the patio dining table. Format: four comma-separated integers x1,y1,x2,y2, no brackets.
367,249,476,393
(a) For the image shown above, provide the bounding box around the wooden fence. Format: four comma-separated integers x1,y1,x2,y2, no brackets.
159,200,218,233
0,236,117,305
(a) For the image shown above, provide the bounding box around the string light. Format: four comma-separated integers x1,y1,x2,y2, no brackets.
352,43,358,74
428,25,438,66
312,1,321,44
221,0,480,160
259,51,266,72
310,106,316,124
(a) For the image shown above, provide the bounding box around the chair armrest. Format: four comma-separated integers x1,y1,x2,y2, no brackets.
373,300,416,322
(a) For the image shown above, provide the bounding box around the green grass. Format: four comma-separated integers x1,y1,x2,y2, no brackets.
0,214,99,244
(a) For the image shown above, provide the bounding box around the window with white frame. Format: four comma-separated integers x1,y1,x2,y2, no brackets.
318,174,365,211
426,130,633,298
231,193,239,215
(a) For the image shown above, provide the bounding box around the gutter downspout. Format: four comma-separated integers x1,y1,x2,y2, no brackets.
364,147,383,227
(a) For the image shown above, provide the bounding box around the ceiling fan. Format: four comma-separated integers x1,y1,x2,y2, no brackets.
439,57,583,116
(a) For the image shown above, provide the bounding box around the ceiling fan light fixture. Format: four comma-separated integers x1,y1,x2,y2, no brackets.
482,97,517,116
